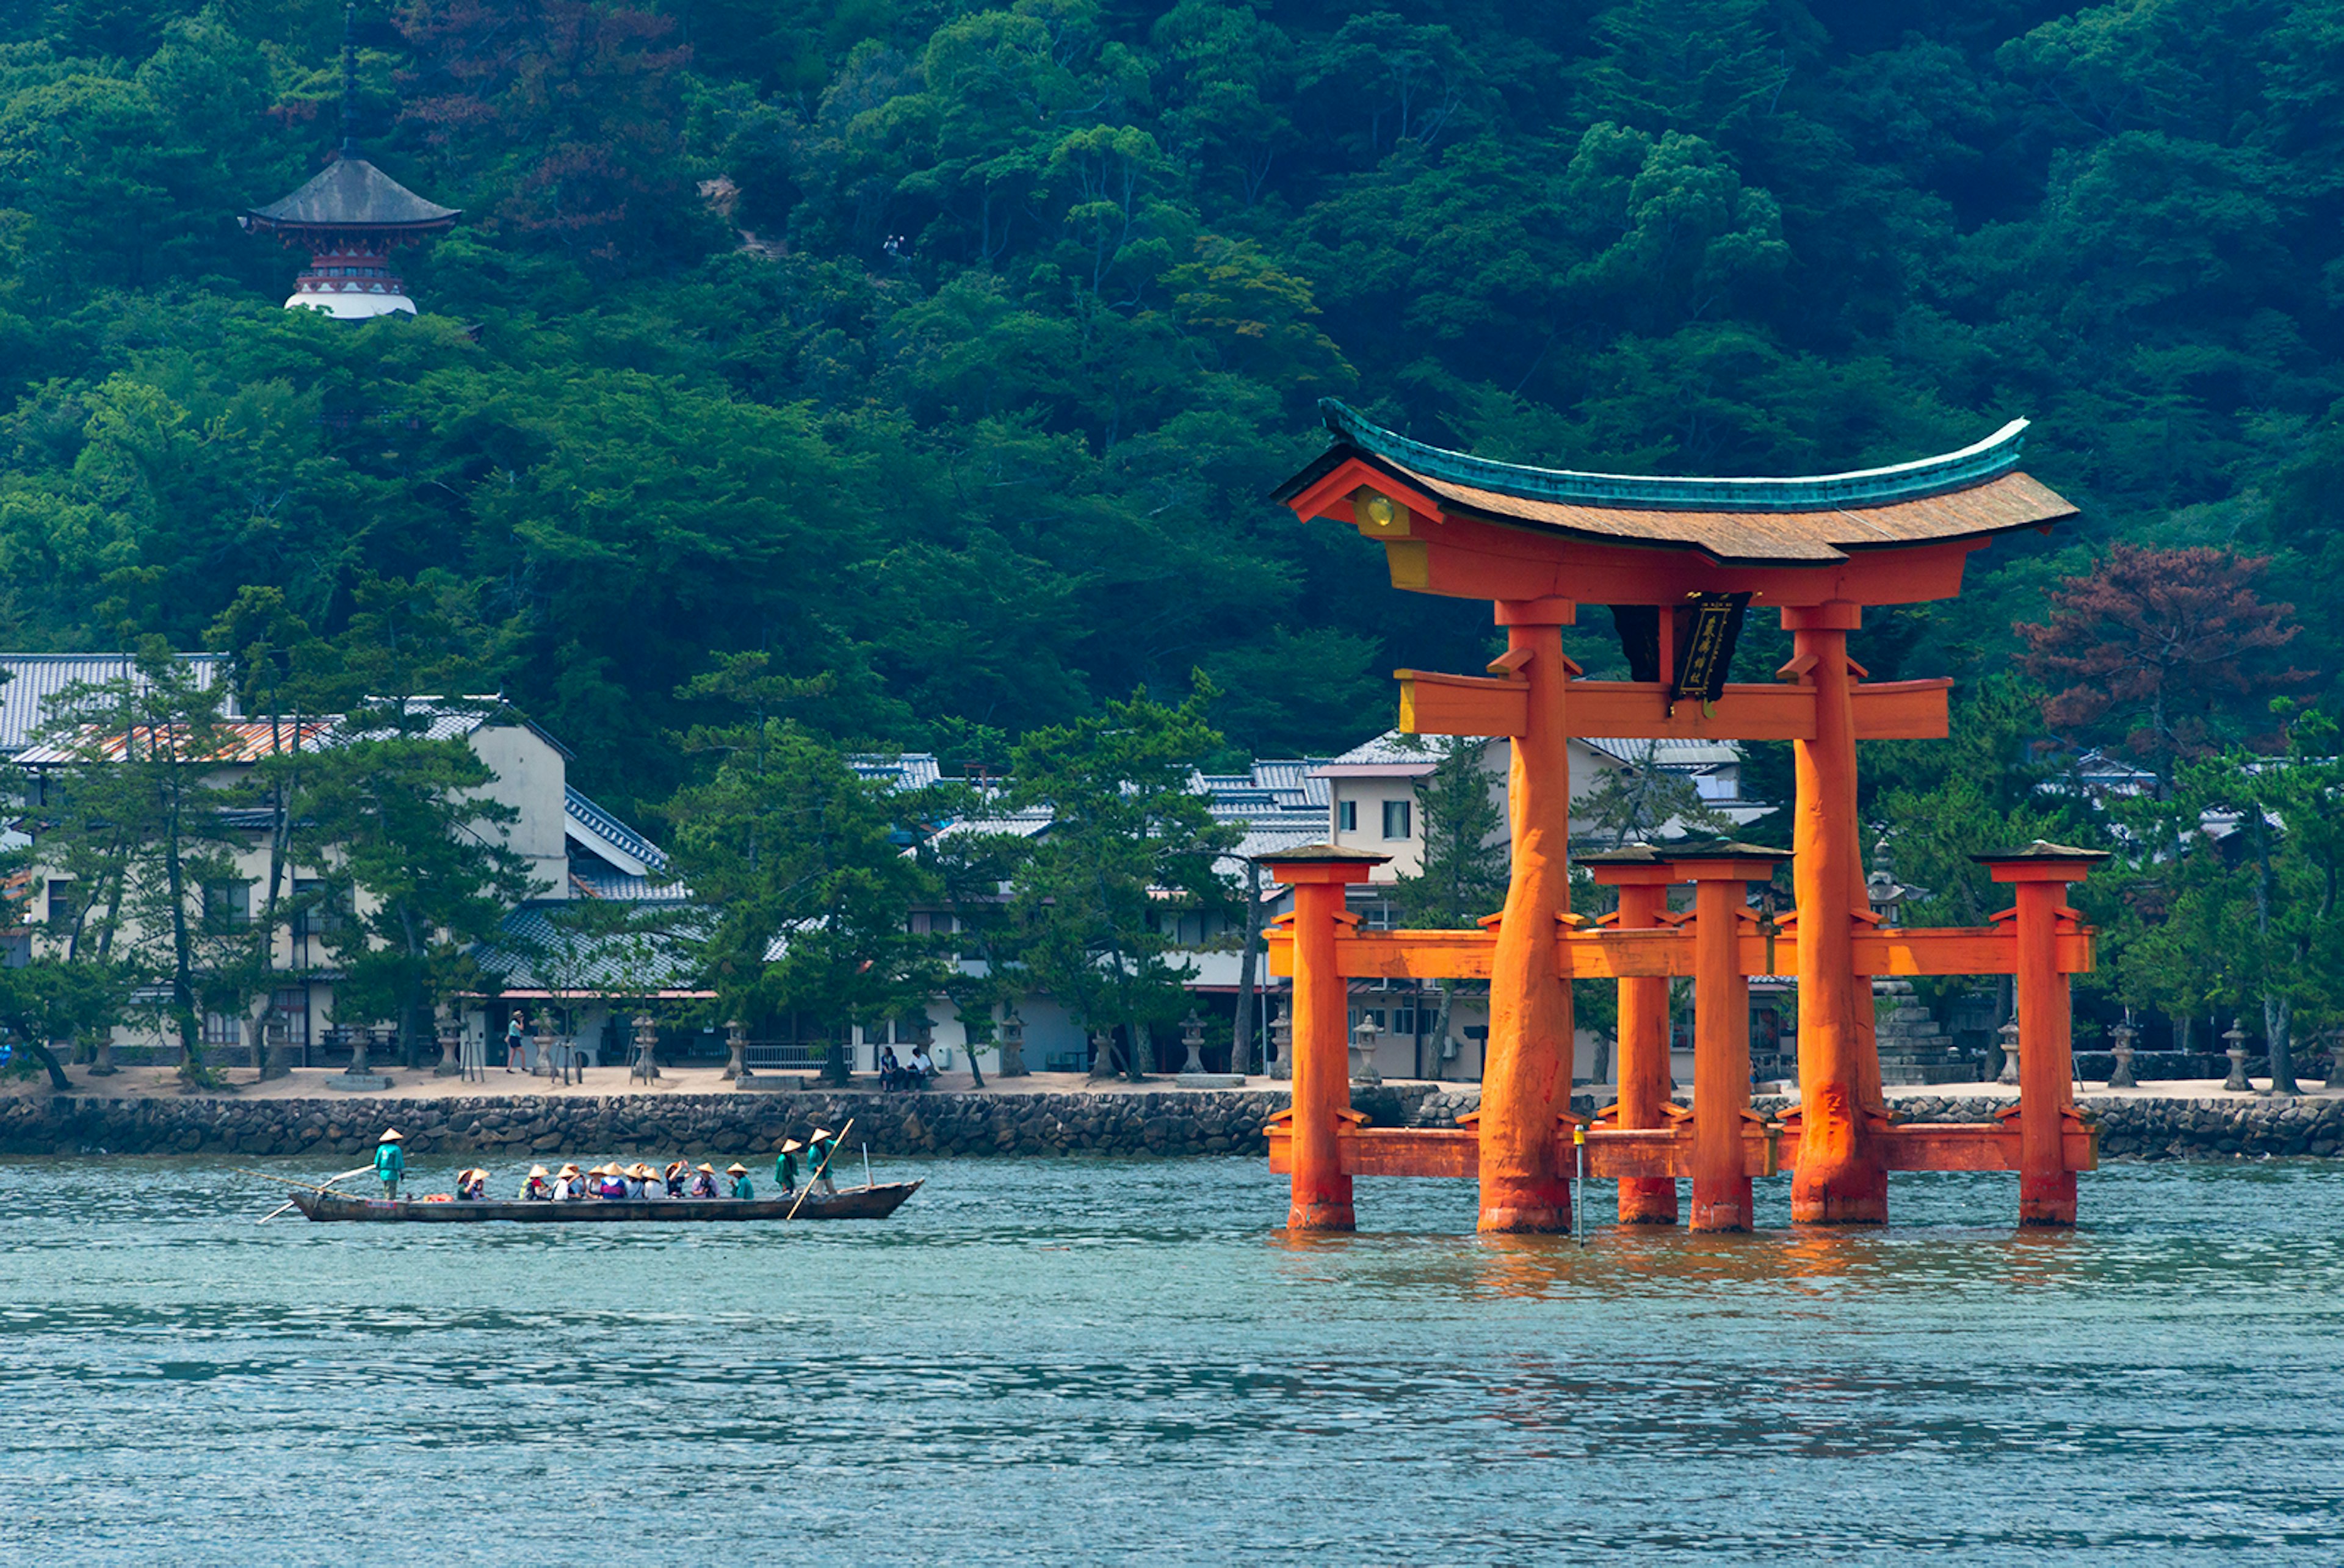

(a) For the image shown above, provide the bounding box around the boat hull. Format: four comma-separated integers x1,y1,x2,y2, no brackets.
289,1181,921,1223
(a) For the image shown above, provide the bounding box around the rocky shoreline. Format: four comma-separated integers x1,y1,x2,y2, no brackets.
5,1082,2344,1161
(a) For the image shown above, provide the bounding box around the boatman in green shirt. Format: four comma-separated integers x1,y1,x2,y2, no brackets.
774,1138,803,1196
807,1127,841,1196
726,1162,754,1199
373,1129,406,1199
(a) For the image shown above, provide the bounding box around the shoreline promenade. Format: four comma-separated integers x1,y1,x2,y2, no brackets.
5,1065,2341,1164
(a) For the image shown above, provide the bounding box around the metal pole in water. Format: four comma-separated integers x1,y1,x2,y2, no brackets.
863,1143,871,1190
1573,1125,1586,1247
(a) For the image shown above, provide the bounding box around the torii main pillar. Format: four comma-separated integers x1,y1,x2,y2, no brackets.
1784,602,1887,1223
1479,597,1577,1232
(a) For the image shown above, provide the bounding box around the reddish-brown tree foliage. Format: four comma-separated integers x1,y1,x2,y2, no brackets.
397,0,707,270
2016,544,2310,775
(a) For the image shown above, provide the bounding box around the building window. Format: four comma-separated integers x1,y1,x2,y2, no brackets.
294,879,346,939
203,881,251,929
1337,800,1358,833
1382,800,1412,839
44,878,76,930
202,1011,242,1046
272,987,309,1047
2,933,29,968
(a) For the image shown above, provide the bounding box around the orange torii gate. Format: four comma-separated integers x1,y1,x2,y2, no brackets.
1262,402,2104,1232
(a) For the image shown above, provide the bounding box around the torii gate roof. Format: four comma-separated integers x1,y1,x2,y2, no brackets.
1274,400,2077,568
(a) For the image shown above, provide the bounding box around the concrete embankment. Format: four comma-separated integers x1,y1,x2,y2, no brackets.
4,1083,2342,1160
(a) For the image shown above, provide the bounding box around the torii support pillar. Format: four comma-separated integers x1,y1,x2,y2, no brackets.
1784,601,1888,1224
1265,845,1387,1230
1585,851,1682,1225
1981,845,2107,1227
1674,847,1784,1233
1481,598,1579,1234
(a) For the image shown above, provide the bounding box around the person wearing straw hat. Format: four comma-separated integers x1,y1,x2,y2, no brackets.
455,1168,487,1202
689,1162,718,1199
555,1163,584,1201
519,1165,555,1200
664,1160,690,1199
634,1162,665,1201
595,1164,630,1200
806,1127,840,1196
373,1130,406,1200
726,1162,754,1199
773,1139,803,1196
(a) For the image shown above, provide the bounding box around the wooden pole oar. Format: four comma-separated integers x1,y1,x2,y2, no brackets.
240,1165,375,1196
252,1165,377,1223
786,1118,854,1221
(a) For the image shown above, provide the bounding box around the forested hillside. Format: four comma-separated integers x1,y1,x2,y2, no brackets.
0,0,2339,818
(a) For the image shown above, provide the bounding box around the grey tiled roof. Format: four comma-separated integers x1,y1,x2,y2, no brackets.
0,654,230,753
246,157,458,229
851,753,944,789
473,903,705,992
565,786,669,872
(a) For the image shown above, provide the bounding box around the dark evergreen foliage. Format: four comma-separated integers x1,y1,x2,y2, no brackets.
0,0,2334,825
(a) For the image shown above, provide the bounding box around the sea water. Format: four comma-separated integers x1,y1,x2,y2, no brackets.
1,1157,2340,1563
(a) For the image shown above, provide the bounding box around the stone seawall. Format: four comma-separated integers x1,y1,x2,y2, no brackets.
4,1085,2340,1160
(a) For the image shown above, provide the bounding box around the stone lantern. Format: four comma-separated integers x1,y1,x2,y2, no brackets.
1350,1014,1383,1086
631,1014,661,1083
1269,997,1292,1082
261,1016,292,1082
2222,1019,2251,1092
2108,1017,2138,1089
533,1016,557,1078
1179,1010,1208,1074
434,1015,463,1077
1995,1019,2020,1086
723,1019,750,1082
997,1010,1027,1078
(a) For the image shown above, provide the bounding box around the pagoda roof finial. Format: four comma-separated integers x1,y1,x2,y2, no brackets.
339,1,358,159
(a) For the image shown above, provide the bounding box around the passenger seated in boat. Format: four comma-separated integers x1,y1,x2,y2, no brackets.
689,1163,718,1198
556,1163,584,1199
664,1160,689,1198
595,1165,631,1200
726,1162,754,1199
455,1169,487,1201
631,1163,662,1199
520,1166,555,1201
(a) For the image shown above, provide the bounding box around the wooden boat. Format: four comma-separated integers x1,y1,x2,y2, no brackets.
289,1180,922,1224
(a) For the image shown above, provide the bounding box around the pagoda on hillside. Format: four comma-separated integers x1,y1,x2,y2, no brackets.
238,9,457,319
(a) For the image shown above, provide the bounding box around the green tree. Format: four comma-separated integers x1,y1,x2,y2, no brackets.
1005,684,1236,1082
665,721,939,1083
295,730,539,1074
1386,737,1507,1081
30,644,247,1083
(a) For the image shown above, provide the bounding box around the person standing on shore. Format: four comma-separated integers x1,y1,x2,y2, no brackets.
505,1013,526,1073
374,1130,405,1199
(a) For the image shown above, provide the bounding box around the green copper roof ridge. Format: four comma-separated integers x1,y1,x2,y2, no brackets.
1319,400,2031,513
